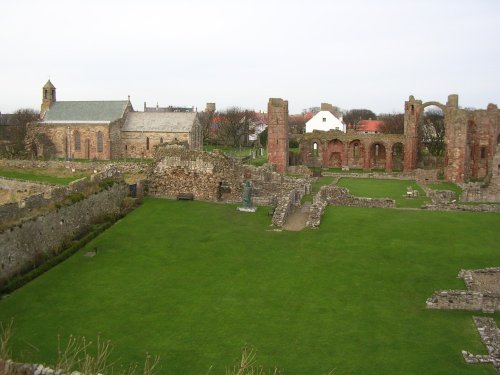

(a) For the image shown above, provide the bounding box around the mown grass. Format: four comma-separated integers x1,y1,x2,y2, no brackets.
0,199,499,374
0,169,86,185
336,177,429,208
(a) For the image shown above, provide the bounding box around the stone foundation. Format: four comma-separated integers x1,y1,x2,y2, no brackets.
426,268,500,313
462,317,500,373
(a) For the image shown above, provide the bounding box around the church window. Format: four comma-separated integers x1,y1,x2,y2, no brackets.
146,137,150,150
74,131,81,151
44,89,48,99
51,89,56,100
481,147,486,159
354,143,359,158
97,131,104,152
375,144,379,156
313,142,319,157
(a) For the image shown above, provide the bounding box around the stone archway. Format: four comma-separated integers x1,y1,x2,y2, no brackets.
348,139,364,169
392,142,404,171
326,139,343,167
369,142,387,169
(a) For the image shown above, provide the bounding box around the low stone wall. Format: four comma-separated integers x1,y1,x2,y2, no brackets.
422,203,500,212
305,199,327,228
461,183,500,203
0,166,121,225
271,188,306,227
426,267,500,313
0,183,128,287
0,359,55,375
426,290,500,313
428,189,457,204
462,317,500,372
0,159,150,174
319,186,395,209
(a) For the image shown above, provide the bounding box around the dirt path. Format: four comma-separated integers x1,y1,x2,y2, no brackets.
283,203,311,231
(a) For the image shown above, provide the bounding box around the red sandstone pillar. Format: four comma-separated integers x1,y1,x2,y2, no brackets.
267,98,289,174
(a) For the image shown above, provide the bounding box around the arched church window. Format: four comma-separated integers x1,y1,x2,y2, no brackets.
74,131,81,151
44,89,48,99
354,143,359,158
97,131,104,153
375,144,379,157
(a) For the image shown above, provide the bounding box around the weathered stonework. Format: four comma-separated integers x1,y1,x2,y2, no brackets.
267,98,289,174
147,144,310,207
426,268,500,313
0,183,128,287
462,317,500,373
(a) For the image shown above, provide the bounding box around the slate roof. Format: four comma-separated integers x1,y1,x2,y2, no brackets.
122,112,197,132
42,101,129,123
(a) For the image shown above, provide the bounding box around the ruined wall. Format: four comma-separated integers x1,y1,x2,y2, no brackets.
267,98,289,173
426,291,500,313
319,185,395,208
148,145,311,206
0,183,128,286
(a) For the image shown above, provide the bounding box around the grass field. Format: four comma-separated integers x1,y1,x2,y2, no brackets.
0,169,87,185
0,199,499,374
336,177,429,208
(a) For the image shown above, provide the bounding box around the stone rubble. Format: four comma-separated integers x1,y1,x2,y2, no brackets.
462,317,500,373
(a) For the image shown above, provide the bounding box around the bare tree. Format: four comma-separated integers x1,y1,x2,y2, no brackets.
343,109,377,126
215,107,255,147
0,108,39,158
420,108,445,156
378,113,404,134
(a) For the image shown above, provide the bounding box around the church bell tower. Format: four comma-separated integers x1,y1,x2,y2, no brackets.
41,80,56,117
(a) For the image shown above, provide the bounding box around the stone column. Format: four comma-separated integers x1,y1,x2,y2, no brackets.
343,143,349,168
363,142,371,171
385,143,393,172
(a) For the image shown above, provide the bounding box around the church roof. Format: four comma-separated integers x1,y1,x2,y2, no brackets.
122,112,197,132
42,101,129,123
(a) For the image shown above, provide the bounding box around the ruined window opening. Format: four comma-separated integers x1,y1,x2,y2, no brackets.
354,144,359,158
74,131,81,151
97,131,103,153
313,142,319,157
410,105,414,114
146,137,150,150
276,139,278,145
44,89,48,99
375,144,379,157
51,89,56,100
160,137,163,144
481,147,486,159
125,144,128,150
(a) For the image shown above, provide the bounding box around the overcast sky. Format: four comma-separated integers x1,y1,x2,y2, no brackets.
1,0,499,115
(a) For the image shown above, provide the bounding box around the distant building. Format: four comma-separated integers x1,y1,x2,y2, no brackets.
355,119,384,134
305,103,345,133
27,81,202,159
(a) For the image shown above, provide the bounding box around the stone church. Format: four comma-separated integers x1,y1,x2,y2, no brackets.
27,80,202,159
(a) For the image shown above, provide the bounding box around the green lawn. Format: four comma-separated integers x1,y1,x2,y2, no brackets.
0,169,86,185
0,199,499,374
336,177,429,208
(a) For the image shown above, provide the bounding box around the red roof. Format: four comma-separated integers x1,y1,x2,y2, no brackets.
356,120,384,132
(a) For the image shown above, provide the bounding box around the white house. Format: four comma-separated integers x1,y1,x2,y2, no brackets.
305,110,346,133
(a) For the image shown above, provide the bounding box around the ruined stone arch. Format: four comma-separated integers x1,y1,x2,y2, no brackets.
326,139,344,167
348,139,364,168
368,141,387,170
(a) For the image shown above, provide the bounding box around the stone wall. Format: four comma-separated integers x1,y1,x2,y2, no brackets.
0,183,128,287
0,166,122,225
0,159,150,174
426,290,500,313
271,188,307,227
426,268,500,313
147,145,311,206
318,185,396,208
462,317,500,373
